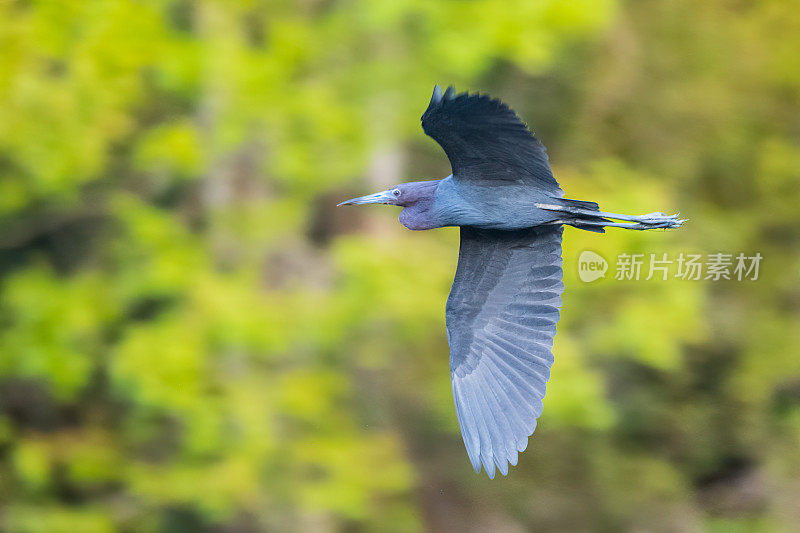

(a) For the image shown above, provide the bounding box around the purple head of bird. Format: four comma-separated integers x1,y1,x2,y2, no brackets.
338,179,442,230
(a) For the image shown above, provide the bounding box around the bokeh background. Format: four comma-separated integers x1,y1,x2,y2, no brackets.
1,0,799,531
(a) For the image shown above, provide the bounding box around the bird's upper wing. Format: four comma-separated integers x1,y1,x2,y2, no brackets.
421,85,561,193
447,225,563,478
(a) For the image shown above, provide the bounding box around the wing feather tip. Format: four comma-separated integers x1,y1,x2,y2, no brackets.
432,84,443,103
469,452,482,474
484,460,496,479
496,456,509,476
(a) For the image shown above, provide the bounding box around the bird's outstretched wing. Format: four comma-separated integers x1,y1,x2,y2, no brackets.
421,85,561,193
447,225,563,478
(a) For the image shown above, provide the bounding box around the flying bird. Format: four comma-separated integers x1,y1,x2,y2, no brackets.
339,85,682,478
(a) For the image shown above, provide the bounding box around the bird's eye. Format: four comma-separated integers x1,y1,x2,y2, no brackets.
392,189,401,197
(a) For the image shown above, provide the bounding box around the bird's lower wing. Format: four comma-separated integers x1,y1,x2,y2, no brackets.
446,226,563,478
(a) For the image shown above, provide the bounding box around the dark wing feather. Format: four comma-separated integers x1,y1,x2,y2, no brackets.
447,226,563,478
421,85,561,193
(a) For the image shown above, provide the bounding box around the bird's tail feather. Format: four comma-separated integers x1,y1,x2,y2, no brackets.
538,199,685,232
559,198,599,211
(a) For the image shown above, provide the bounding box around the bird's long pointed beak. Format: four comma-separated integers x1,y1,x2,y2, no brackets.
337,189,395,206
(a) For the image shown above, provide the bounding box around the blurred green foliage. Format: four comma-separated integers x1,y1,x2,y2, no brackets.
1,0,799,531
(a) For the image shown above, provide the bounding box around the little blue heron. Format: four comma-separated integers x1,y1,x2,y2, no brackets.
339,85,682,478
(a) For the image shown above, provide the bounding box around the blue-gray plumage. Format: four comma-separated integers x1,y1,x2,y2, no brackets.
339,86,683,478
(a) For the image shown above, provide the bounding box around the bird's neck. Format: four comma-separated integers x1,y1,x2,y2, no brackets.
399,198,438,230
398,180,442,230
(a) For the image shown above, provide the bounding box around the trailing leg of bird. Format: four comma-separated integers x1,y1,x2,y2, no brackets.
586,209,684,228
537,202,685,231
564,218,681,231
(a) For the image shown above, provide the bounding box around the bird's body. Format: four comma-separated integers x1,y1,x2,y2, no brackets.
339,85,683,478
428,176,560,230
